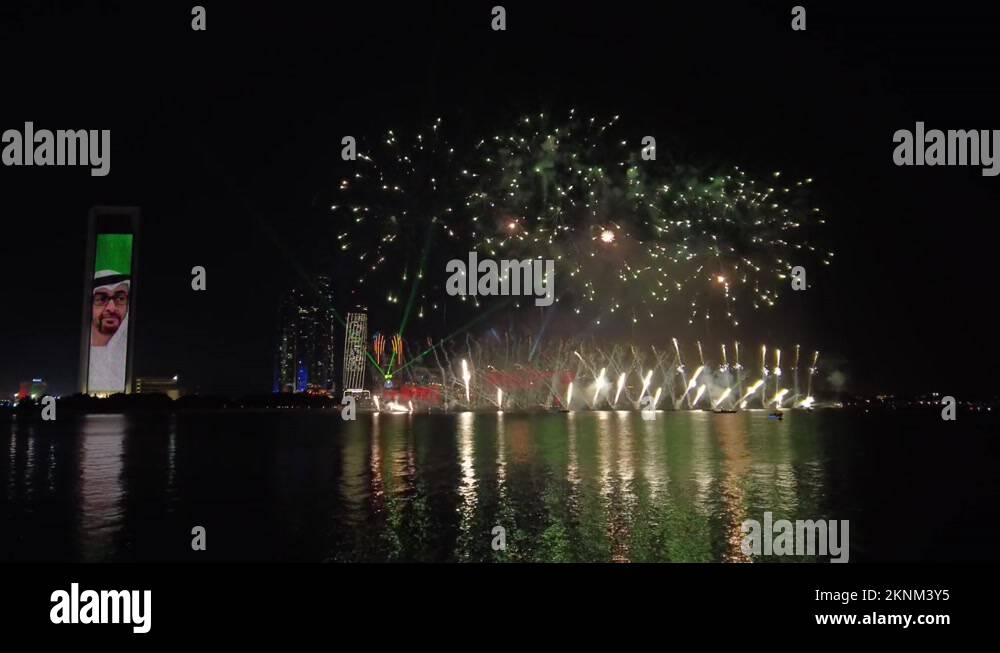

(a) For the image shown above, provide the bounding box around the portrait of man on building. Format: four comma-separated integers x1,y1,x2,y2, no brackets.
87,234,133,393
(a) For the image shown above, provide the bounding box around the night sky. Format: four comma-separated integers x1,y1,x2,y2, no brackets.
2,1,998,396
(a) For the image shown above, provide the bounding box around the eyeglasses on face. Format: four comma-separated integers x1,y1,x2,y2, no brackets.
93,291,129,308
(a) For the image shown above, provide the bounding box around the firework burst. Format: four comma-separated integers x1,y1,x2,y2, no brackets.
467,110,832,326
326,117,468,319
326,110,832,328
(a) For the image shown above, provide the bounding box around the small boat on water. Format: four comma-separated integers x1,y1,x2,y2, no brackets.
712,409,738,414
767,411,784,420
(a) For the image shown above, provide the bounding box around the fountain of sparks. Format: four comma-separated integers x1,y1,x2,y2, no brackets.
368,332,824,413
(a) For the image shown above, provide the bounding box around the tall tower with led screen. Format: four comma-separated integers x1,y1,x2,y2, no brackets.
79,207,140,397
342,309,368,399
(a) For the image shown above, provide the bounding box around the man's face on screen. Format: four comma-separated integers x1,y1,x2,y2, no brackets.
92,284,129,340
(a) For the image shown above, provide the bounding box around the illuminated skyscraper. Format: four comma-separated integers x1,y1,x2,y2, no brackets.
274,275,337,394
79,207,140,397
342,309,368,398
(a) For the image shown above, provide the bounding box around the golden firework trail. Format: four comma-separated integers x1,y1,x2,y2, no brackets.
713,387,733,408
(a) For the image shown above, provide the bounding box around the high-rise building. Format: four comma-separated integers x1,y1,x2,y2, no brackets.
273,275,337,394
80,207,140,397
342,309,368,398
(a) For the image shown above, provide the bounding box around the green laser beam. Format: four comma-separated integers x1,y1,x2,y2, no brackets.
390,296,517,377
386,218,436,376
200,150,387,378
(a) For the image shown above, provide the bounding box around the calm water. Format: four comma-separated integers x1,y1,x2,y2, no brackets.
2,410,999,562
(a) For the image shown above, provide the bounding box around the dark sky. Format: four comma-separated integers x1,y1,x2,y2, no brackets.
2,1,998,396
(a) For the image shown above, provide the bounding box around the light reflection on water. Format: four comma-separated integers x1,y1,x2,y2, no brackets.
4,409,984,562
79,415,125,562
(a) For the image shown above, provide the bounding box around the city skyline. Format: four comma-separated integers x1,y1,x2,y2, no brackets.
3,3,999,398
